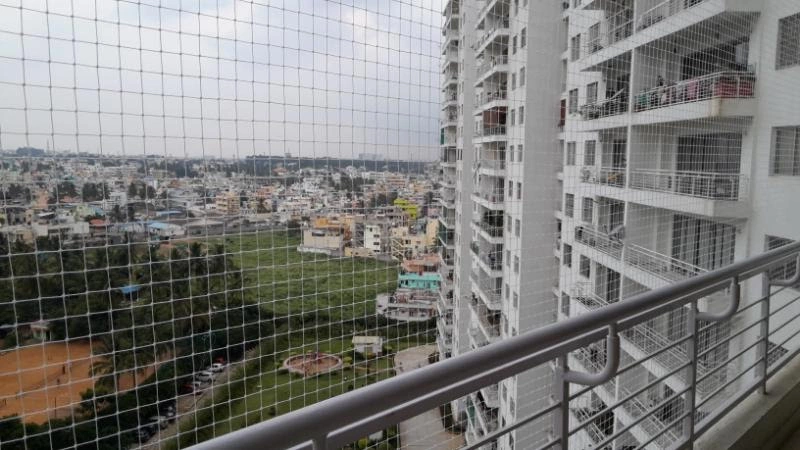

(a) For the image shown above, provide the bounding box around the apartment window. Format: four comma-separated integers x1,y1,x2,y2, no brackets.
582,197,594,223
566,142,577,166
516,182,522,200
506,250,511,266
568,89,578,113
514,219,521,236
521,28,527,47
511,73,517,90
514,256,520,273
513,36,518,55
518,144,523,162
563,244,572,268
584,140,596,166
518,107,524,125
579,256,591,278
586,82,598,105
771,126,800,175
513,292,519,308
564,193,575,217
766,236,800,289
507,214,512,232
510,110,516,126
519,67,526,86
505,283,510,299
570,34,581,61
514,0,519,16
508,180,513,198
777,13,800,69
509,145,514,162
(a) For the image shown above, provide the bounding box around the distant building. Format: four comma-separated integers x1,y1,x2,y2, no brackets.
215,191,240,215
147,221,185,240
398,272,441,291
352,336,384,356
375,291,437,322
298,227,345,256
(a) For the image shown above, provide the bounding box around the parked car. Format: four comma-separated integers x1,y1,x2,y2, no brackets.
208,362,226,373
195,370,214,383
160,404,176,423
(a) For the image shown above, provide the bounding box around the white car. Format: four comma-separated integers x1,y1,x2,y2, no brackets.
195,370,214,383
148,416,169,430
208,363,226,373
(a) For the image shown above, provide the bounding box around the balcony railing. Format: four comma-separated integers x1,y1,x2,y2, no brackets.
581,166,626,187
476,158,506,171
474,125,506,137
475,220,504,238
584,13,633,55
629,169,748,201
579,89,629,119
475,90,507,108
624,243,706,283
633,71,756,113
473,19,510,50
636,0,706,31
471,297,501,339
196,240,800,450
575,225,623,259
475,54,508,78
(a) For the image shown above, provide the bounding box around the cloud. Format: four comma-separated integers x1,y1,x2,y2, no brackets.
0,0,444,161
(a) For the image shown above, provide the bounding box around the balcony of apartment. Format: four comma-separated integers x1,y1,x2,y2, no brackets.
442,0,460,18
472,211,504,244
437,286,454,315
442,68,459,88
442,88,458,110
470,295,501,345
473,120,507,145
471,189,505,211
476,247,503,279
442,46,459,73
475,157,506,179
471,272,502,311
473,14,510,56
439,209,456,229
475,0,509,34
475,54,509,87
576,0,761,72
441,110,458,130
438,227,455,250
437,311,454,338
630,71,756,125
574,225,624,260
441,27,459,54
474,89,508,116
466,392,499,437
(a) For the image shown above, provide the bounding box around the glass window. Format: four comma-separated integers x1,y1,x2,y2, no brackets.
566,142,576,165
777,13,800,69
513,35,518,55
521,28,527,47
586,82,598,104
519,67,526,86
519,106,524,124
582,197,594,223
580,255,591,278
516,182,522,200
565,193,574,217
584,140,596,166
563,244,572,267
772,126,800,175
568,89,578,113
571,34,581,61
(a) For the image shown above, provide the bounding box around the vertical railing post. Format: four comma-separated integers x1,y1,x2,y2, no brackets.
758,274,771,395
682,301,698,447
554,355,570,450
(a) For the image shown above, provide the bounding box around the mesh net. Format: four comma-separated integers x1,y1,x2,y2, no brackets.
0,0,799,449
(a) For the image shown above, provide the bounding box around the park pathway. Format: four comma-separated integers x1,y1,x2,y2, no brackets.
394,345,465,450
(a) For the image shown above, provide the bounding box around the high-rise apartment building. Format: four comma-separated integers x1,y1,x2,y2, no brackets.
440,0,800,448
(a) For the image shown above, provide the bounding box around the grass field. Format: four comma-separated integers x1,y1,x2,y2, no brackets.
222,232,399,319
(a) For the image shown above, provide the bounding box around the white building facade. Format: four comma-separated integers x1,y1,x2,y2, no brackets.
441,0,800,448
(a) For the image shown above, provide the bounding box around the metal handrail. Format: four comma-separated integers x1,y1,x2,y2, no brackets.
191,240,800,450
633,71,756,113
628,168,749,201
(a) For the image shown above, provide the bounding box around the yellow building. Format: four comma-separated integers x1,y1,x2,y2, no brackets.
215,191,240,215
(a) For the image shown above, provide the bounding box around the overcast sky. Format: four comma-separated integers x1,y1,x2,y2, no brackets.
0,0,443,161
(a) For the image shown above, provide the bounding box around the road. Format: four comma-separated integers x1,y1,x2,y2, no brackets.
394,345,465,450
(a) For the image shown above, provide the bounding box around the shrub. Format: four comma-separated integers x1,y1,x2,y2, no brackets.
357,438,369,449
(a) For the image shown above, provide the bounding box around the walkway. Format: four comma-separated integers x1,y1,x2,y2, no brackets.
394,345,465,450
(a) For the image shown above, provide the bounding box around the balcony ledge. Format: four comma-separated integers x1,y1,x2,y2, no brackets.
696,354,800,450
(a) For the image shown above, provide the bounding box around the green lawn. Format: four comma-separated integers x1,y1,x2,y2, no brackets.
222,232,399,319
